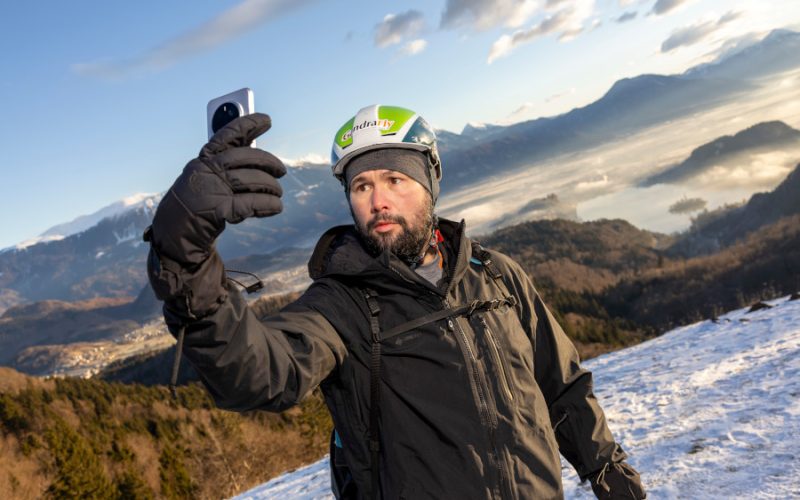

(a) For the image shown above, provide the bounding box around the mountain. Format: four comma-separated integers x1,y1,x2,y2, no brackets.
480,218,671,293
0,286,162,370
685,28,800,80
3,193,162,252
0,164,342,309
0,198,158,306
640,121,800,187
231,295,800,499
0,257,306,377
2,30,797,312
603,213,800,331
667,162,800,256
439,29,799,192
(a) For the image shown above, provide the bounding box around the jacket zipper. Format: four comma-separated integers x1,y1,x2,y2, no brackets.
480,317,514,403
447,303,514,499
391,240,512,498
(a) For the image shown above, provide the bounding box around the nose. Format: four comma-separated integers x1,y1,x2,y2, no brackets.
370,183,390,213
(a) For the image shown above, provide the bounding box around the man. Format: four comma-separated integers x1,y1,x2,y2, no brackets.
145,105,646,499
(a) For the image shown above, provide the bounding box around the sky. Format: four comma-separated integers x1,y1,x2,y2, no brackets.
2,0,799,249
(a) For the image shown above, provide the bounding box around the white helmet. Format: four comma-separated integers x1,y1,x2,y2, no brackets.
330,104,442,188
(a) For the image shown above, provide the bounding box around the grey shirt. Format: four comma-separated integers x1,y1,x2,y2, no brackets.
414,250,443,286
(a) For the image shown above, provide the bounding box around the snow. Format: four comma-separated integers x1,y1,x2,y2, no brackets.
2,192,162,252
232,296,800,499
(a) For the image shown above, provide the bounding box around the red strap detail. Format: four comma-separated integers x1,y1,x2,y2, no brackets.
435,229,445,243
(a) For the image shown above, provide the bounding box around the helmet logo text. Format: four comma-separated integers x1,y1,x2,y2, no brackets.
341,119,395,142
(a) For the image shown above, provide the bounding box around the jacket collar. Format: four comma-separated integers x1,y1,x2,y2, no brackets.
308,218,472,296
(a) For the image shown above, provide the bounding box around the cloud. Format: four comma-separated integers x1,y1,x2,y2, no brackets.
487,1,595,63
440,0,539,30
400,39,428,56
717,10,742,24
615,11,637,23
660,11,741,53
693,151,797,190
505,102,535,123
703,30,764,63
668,196,707,214
651,0,693,16
546,87,576,102
575,174,610,192
73,0,317,79
374,10,426,48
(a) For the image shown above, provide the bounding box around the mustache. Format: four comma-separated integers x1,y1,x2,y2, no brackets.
366,213,408,232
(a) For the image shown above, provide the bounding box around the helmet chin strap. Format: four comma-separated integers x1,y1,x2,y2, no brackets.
407,215,439,270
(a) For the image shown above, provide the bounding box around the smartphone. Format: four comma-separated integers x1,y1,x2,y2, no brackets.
207,87,255,145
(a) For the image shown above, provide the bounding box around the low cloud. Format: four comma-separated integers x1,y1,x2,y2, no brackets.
546,87,576,102
487,0,595,63
374,10,426,48
668,196,707,214
440,0,539,30
400,39,428,56
651,0,693,16
73,0,317,79
660,11,741,53
575,174,610,192
615,11,637,23
505,102,535,123
694,151,797,190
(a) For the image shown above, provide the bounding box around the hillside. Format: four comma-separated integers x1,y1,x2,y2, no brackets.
232,295,800,499
668,162,800,256
0,369,332,499
604,214,800,330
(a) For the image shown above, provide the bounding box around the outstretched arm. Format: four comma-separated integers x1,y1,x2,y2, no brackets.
156,260,346,412
145,112,346,412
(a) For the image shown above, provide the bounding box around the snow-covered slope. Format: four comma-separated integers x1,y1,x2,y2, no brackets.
8,192,162,251
233,295,800,499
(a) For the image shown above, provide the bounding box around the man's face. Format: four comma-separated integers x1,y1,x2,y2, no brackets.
349,169,433,261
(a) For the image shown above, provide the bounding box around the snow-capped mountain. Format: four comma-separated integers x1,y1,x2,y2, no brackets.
232,295,800,499
8,193,162,251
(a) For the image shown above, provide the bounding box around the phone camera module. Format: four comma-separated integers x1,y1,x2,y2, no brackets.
211,102,241,134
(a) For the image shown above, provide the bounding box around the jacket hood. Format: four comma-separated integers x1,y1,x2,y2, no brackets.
307,218,472,295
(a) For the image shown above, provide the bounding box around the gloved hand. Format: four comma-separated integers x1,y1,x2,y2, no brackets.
150,112,286,266
590,461,646,499
146,113,285,319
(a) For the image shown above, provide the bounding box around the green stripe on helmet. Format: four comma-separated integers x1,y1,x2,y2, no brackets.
335,117,356,149
378,106,415,136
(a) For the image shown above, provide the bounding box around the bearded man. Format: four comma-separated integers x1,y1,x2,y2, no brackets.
145,105,645,500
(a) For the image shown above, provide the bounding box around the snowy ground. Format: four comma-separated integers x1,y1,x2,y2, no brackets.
233,296,800,499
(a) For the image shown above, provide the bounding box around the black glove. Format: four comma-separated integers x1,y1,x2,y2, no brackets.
146,113,285,319
590,461,646,499
150,112,286,266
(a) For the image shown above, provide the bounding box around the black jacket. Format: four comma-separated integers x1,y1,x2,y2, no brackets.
159,219,628,499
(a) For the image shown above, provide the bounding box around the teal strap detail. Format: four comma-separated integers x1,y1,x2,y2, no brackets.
334,430,343,448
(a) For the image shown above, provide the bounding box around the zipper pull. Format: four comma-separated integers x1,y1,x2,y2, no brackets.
447,318,455,331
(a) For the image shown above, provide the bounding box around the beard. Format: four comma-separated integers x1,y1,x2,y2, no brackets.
355,197,434,263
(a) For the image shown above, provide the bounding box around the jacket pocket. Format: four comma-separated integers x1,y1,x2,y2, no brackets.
479,316,517,405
